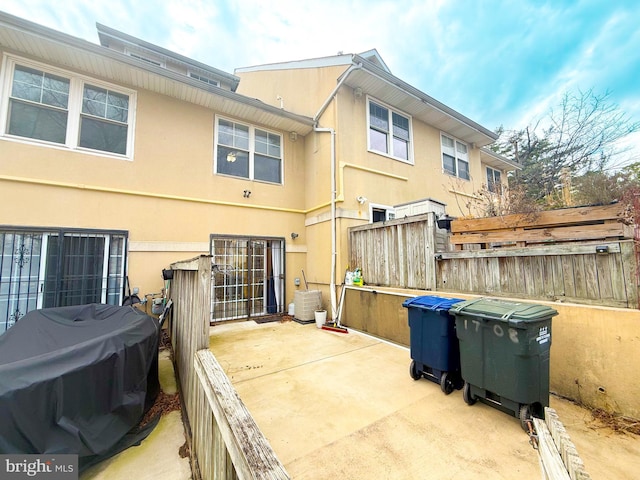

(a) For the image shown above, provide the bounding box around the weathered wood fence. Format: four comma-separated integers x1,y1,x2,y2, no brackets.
348,205,638,309
436,241,637,308
348,212,447,290
170,255,289,480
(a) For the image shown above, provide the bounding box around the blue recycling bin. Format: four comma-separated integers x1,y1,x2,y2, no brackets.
402,295,464,394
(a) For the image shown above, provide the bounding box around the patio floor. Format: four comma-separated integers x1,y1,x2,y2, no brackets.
209,319,640,480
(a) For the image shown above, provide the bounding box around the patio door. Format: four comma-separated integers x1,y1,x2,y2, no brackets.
210,236,284,322
0,228,127,334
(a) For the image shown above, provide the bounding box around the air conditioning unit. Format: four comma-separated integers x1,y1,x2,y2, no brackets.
294,290,322,322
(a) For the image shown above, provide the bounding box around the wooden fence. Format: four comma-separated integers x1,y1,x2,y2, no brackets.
436,241,637,308
348,205,638,309
348,212,447,290
169,255,289,480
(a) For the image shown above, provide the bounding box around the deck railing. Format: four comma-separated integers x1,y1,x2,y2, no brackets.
169,255,289,480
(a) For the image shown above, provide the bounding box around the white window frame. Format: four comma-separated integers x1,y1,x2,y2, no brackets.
214,115,283,185
486,166,502,192
369,203,396,223
441,133,470,180
367,96,413,164
0,55,136,159
124,48,165,68
188,71,220,87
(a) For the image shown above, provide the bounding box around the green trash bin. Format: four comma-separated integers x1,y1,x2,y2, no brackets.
449,298,558,429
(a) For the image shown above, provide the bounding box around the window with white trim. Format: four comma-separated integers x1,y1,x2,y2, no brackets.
486,166,502,192
367,98,412,162
189,72,220,87
215,117,282,184
441,134,469,180
2,57,134,157
370,204,396,223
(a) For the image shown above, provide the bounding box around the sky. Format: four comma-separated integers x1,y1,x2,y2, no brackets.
2,0,639,165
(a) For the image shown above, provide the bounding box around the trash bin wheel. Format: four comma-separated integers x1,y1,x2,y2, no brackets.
440,372,454,395
519,404,532,431
462,382,476,405
409,360,422,380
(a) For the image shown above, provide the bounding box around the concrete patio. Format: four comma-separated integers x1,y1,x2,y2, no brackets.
80,318,640,479
209,319,640,480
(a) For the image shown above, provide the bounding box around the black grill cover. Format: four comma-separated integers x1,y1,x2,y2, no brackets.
0,304,160,464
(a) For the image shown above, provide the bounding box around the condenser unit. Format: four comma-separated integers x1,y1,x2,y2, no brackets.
294,290,322,323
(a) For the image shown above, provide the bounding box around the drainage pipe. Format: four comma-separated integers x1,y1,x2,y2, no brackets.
313,62,363,320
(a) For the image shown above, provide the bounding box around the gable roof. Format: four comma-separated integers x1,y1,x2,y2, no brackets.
0,12,314,136
237,50,499,148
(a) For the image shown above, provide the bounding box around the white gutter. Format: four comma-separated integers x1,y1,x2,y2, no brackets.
313,62,363,320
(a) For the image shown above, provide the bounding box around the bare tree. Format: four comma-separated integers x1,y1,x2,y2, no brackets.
493,89,640,207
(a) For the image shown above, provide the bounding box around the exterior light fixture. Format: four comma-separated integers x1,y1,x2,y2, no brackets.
243,190,251,198
290,232,299,239
356,196,367,204
436,214,454,231
289,132,298,142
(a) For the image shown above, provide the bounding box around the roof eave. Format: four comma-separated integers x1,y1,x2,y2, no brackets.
346,54,498,147
0,12,314,135
480,147,522,171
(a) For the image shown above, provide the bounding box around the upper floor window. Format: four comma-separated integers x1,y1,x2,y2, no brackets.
441,134,469,180
215,117,282,184
2,57,134,157
486,166,502,193
189,72,220,87
127,51,164,67
367,98,412,162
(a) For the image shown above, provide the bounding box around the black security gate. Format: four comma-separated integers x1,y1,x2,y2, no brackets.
209,235,284,322
0,227,127,334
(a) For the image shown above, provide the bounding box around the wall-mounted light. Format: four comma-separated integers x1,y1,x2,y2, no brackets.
356,196,367,205
595,245,609,254
243,190,251,198
290,232,299,239
289,131,298,142
226,152,237,163
436,213,454,231
354,87,363,98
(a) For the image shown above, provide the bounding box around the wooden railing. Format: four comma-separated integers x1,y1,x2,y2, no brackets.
169,255,289,480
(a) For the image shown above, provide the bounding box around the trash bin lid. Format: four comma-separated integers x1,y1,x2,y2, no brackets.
402,295,464,311
448,298,558,325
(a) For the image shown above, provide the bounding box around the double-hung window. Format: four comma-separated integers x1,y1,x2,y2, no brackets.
441,134,469,180
215,117,282,184
3,57,134,157
486,167,502,193
368,98,412,162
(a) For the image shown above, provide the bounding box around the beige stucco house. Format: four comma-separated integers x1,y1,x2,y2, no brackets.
0,11,517,332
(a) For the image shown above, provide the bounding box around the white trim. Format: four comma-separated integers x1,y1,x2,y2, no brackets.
366,95,414,164
124,47,166,68
188,70,220,87
0,54,137,160
441,132,470,181
369,202,396,223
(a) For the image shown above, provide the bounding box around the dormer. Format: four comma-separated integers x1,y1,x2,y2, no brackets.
96,23,239,92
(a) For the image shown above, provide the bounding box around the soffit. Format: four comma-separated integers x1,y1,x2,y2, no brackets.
480,147,521,171
0,15,314,136
343,66,498,148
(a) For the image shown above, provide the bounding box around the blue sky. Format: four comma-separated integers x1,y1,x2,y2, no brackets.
2,0,639,164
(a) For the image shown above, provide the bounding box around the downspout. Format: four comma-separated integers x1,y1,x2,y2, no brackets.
313,62,363,320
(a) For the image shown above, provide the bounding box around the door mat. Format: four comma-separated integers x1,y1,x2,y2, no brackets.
253,315,285,324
